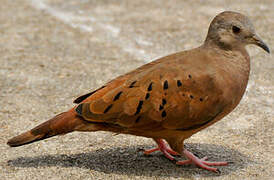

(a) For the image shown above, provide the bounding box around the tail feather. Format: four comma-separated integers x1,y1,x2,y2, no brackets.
7,110,84,147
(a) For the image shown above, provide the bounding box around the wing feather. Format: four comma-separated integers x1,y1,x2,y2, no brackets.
75,52,225,131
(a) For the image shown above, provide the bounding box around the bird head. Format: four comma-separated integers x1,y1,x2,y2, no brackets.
205,11,270,53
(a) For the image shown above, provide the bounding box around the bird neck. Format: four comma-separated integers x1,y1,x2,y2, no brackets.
204,37,241,52
203,38,250,62
201,40,251,79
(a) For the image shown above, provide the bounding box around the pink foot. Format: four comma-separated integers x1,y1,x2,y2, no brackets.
176,149,228,172
143,139,179,161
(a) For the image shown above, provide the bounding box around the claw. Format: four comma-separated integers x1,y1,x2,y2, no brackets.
201,156,208,161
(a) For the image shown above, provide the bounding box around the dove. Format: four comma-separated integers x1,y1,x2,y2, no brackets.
7,11,269,172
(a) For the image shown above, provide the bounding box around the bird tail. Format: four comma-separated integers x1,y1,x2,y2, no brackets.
7,109,86,147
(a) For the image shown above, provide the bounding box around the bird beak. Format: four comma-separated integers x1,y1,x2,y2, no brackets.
251,34,270,53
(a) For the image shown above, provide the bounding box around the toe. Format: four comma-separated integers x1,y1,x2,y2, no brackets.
202,161,228,166
143,147,160,155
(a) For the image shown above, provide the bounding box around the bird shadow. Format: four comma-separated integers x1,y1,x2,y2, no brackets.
7,143,252,178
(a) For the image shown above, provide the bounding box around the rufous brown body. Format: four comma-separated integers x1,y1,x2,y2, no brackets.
7,11,269,172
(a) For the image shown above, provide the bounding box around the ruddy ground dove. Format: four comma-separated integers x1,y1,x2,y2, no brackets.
7,11,269,172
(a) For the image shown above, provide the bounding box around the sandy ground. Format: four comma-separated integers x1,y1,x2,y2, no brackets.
0,0,273,179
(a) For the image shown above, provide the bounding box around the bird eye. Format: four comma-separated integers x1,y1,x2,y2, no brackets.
232,26,241,34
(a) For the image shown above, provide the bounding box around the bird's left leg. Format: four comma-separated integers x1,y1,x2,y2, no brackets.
143,139,179,161
176,149,228,172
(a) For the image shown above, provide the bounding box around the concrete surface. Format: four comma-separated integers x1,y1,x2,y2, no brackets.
0,0,273,179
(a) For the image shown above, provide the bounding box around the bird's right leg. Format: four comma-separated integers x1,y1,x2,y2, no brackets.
143,139,179,161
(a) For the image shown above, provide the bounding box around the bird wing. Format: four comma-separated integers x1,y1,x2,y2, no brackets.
74,51,226,131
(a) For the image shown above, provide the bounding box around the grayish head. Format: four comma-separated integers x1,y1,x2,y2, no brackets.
205,11,270,53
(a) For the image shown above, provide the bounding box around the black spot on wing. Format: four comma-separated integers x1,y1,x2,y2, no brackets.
162,99,167,106
177,80,182,87
159,105,164,111
147,82,153,91
75,104,83,115
113,91,123,101
135,116,141,123
161,110,167,118
129,81,137,88
163,80,168,90
73,86,106,104
134,101,143,115
145,93,150,100
104,104,113,113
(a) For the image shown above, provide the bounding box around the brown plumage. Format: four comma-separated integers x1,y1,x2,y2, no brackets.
7,11,269,172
